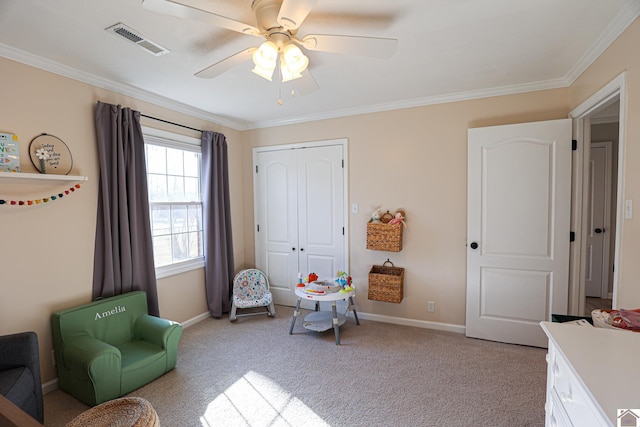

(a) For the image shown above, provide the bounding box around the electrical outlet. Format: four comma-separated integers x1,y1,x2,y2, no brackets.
427,301,435,313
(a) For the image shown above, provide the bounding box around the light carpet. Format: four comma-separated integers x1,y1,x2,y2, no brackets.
44,305,547,426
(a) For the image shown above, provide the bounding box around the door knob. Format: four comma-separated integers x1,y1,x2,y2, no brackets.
292,247,296,251
470,242,478,250
595,228,604,234
300,248,305,252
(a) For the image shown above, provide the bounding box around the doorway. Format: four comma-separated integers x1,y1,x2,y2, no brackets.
584,141,612,300
569,73,626,316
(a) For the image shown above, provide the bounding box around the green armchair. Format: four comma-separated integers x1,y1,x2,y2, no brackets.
51,291,182,406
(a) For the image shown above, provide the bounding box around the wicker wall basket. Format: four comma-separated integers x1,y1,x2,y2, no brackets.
366,221,403,252
368,260,404,303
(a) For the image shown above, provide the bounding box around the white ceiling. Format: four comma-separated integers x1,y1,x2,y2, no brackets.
0,0,638,130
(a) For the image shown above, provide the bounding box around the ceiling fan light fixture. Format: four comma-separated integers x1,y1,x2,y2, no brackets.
280,64,302,82
252,41,278,80
281,43,309,74
252,64,276,81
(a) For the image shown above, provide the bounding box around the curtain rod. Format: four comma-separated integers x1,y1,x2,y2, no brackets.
140,114,202,133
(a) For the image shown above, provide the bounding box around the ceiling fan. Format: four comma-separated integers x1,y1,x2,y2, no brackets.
142,0,398,95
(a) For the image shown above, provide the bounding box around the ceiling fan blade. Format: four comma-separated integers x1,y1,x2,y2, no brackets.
195,48,255,79
300,34,398,58
277,0,318,31
294,69,319,95
142,0,260,36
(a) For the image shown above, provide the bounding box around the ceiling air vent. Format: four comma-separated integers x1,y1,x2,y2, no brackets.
106,23,169,56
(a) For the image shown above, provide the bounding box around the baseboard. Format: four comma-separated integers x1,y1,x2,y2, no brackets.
182,308,466,334
181,312,211,328
42,378,58,395
350,311,466,334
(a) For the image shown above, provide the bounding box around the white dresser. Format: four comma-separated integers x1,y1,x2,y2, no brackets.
540,321,640,427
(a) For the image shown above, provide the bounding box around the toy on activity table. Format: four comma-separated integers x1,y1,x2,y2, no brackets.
336,271,354,293
297,272,319,287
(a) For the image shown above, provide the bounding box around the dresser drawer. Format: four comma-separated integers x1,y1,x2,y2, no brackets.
547,390,573,427
548,348,610,427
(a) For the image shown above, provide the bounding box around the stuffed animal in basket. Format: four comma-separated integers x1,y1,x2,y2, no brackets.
388,212,407,228
371,209,382,223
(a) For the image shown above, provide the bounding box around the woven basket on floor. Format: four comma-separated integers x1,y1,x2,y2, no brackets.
366,221,403,252
65,397,159,427
368,260,404,303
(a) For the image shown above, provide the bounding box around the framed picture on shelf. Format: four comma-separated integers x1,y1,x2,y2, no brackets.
0,132,20,172
28,133,73,175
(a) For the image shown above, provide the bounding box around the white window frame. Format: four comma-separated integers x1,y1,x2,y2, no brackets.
142,126,205,279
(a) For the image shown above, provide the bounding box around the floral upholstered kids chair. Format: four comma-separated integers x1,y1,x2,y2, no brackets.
229,269,276,321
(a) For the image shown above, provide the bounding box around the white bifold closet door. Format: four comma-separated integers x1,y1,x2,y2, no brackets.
254,144,345,306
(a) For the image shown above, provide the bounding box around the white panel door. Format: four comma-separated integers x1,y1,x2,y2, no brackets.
297,146,345,282
255,144,345,306
466,119,571,347
585,142,612,298
255,149,299,306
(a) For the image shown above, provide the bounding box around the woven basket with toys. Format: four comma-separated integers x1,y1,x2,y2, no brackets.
366,209,407,252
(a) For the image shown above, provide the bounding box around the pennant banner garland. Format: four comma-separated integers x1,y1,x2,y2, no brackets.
0,183,82,206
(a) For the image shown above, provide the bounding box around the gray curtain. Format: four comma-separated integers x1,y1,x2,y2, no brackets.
92,101,159,316
201,130,234,318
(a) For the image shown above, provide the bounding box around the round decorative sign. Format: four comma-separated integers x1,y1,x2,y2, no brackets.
28,133,73,175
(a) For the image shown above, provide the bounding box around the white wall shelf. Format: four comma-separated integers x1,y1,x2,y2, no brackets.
0,172,88,184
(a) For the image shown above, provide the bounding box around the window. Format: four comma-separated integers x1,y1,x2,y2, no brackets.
143,128,204,277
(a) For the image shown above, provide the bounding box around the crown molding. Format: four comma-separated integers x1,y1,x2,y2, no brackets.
0,43,250,131
246,77,569,129
563,1,640,85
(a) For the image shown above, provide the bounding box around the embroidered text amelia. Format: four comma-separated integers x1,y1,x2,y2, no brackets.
95,305,126,320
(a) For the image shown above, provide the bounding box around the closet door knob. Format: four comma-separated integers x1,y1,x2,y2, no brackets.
292,247,296,251
595,228,604,234
470,242,478,250
300,248,305,252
